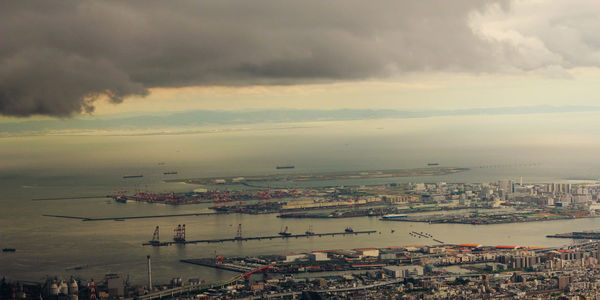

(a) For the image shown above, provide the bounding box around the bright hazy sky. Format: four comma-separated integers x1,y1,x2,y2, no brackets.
2,0,600,120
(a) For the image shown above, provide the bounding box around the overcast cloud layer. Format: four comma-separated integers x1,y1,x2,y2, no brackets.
2,0,600,117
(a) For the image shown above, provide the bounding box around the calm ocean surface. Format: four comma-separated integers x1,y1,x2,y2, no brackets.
3,121,600,284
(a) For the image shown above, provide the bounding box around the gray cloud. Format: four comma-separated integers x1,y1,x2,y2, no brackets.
0,0,515,117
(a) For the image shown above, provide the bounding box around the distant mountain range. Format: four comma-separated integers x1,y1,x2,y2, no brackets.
2,105,600,135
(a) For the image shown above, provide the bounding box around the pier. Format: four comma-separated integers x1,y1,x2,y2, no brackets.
142,230,377,246
32,195,111,201
547,231,600,240
42,212,226,221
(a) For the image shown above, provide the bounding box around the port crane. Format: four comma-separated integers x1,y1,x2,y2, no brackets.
306,224,315,235
149,226,169,246
152,226,159,241
173,224,186,242
214,251,226,264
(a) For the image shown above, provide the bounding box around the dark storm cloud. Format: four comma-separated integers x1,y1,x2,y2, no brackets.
1,0,505,117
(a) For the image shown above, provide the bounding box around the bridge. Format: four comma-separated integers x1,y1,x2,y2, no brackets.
135,277,239,300
135,265,272,300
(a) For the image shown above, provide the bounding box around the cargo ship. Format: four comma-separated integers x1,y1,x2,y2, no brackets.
123,174,143,179
114,196,128,203
163,171,178,175
2,248,16,252
381,214,408,220
276,165,295,169
427,163,439,166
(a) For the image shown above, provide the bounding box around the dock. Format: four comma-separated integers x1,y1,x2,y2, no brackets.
32,195,111,201
142,230,377,246
42,212,226,221
547,231,600,240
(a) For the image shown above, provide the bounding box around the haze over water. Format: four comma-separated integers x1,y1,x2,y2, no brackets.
3,117,600,284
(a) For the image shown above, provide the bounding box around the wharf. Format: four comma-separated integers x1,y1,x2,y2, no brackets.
43,212,226,221
381,213,600,225
32,195,111,201
142,230,377,246
547,232,600,240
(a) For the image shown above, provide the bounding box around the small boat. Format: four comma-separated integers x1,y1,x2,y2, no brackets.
2,248,16,252
123,175,143,179
345,227,354,233
65,264,88,271
427,163,439,166
114,196,128,203
163,171,178,175
276,165,295,169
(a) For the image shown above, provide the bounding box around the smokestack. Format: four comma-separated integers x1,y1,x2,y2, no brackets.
147,255,152,291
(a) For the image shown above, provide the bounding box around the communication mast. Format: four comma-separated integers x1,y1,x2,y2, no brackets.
89,279,97,300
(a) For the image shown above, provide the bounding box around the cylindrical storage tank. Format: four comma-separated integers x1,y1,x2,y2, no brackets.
49,283,59,296
59,281,69,295
68,279,78,295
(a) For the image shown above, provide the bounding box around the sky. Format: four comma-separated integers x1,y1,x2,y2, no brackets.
2,0,600,132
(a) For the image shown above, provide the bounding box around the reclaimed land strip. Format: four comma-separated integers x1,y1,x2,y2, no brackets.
278,206,495,219
382,214,600,225
547,232,600,240
42,214,89,220
143,230,377,246
32,195,111,201
167,167,469,185
43,212,226,221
